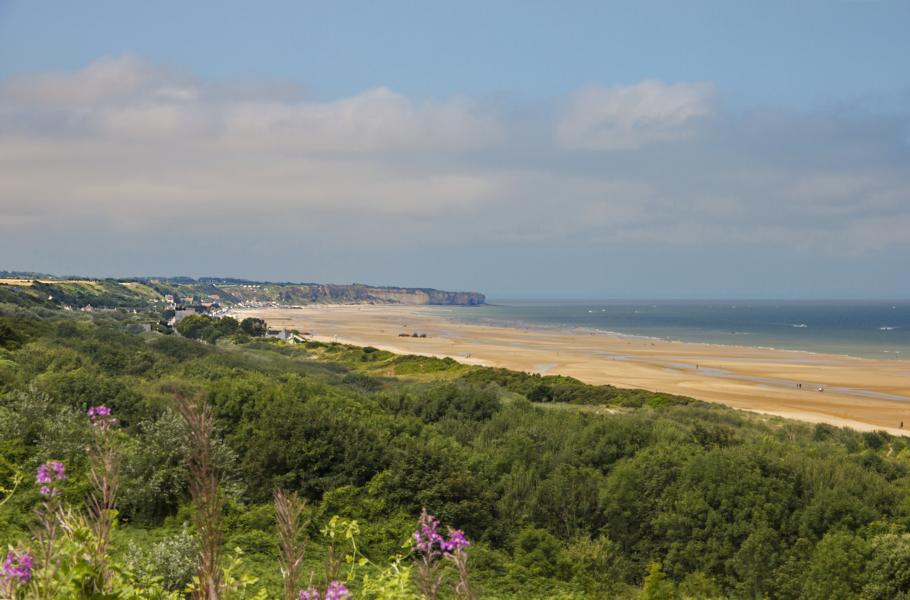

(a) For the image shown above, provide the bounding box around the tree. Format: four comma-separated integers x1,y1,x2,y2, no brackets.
176,314,239,344
564,535,629,596
801,531,868,600
513,527,566,579
861,533,910,599
639,562,676,600
678,571,724,599
240,317,268,337
531,464,604,539
176,314,209,340
207,316,239,343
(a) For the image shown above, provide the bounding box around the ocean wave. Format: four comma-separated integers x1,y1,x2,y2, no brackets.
590,328,664,341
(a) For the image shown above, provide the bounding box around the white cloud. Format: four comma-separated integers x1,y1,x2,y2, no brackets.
0,55,175,108
556,81,715,151
0,55,908,262
221,87,502,153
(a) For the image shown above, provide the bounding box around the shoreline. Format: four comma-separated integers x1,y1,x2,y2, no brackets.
231,304,910,436
425,310,874,361
431,308,907,362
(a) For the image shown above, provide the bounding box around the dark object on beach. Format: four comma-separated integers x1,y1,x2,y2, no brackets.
420,333,427,338
412,332,419,337
398,333,410,337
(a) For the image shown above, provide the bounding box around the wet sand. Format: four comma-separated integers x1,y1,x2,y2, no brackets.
234,305,910,436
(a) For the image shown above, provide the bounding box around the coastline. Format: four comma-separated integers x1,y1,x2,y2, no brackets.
437,303,908,361
232,304,910,436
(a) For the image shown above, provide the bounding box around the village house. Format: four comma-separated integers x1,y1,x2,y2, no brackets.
265,328,307,344
266,328,291,341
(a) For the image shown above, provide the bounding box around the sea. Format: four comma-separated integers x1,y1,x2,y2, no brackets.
440,300,910,360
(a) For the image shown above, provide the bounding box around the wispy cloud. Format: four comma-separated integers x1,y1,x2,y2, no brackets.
556,81,715,151
0,55,907,283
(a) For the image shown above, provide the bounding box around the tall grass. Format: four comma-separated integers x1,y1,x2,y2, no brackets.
87,405,119,591
174,392,223,599
274,489,307,600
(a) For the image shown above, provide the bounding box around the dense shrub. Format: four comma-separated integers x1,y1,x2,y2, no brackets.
2,309,910,597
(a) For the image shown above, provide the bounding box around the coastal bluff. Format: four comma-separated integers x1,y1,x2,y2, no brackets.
0,272,485,308
252,283,486,306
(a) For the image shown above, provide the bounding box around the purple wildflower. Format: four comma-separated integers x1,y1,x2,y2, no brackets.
298,587,320,600
35,463,51,485
324,580,350,600
413,511,470,556
36,462,65,485
413,511,446,555
298,580,348,600
412,510,476,599
2,550,33,585
443,529,470,553
88,405,113,424
36,461,65,496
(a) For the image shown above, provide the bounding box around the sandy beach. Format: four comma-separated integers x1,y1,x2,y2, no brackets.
233,305,910,436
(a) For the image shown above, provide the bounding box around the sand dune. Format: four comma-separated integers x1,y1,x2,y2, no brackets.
234,305,910,436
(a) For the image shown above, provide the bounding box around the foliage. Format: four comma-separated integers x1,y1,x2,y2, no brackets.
3,306,910,598
639,562,675,600
176,315,240,344
240,318,268,338
125,528,198,592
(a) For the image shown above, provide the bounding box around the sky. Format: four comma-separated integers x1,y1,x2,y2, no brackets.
1,1,909,298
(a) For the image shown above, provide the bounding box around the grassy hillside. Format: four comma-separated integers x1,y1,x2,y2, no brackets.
2,304,910,598
0,276,484,310
0,277,226,309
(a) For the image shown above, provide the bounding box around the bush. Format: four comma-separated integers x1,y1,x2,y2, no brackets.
240,318,268,337
126,528,198,592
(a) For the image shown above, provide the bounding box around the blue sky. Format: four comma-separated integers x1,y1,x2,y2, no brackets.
0,1,908,297
2,1,908,107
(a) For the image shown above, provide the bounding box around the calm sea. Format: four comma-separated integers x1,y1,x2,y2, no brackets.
440,300,910,360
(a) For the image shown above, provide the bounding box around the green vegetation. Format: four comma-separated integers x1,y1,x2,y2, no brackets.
176,314,241,344
0,278,216,310
0,276,484,311
3,303,910,598
240,318,268,338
